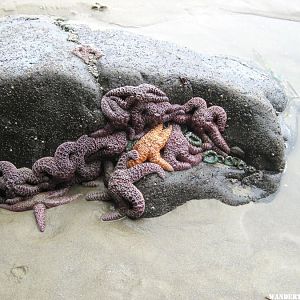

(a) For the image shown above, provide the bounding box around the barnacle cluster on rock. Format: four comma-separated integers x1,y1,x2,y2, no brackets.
0,84,232,231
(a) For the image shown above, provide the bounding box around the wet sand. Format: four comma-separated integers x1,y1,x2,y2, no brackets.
0,1,300,299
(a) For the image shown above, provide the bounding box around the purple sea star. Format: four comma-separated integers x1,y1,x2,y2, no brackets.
69,135,101,182
100,95,131,130
92,84,171,137
163,124,203,171
32,132,127,186
86,150,165,220
173,97,230,154
105,84,169,109
128,102,184,140
191,106,230,154
0,188,81,232
0,161,47,199
1,84,232,227
32,141,78,182
94,131,128,157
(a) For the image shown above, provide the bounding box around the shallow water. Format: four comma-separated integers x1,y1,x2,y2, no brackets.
0,1,300,299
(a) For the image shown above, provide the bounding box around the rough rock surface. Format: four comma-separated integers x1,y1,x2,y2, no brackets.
0,16,105,168
0,16,288,214
137,164,281,217
74,27,287,172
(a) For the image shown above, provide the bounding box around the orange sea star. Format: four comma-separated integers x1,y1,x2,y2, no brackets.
127,123,174,171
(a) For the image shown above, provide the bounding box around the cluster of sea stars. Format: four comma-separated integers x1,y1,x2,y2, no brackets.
0,84,230,230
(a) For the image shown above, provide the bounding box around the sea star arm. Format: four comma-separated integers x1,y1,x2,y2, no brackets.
99,132,128,157
204,123,230,154
130,105,147,136
34,203,46,232
54,142,77,165
183,97,207,112
133,130,150,140
164,153,192,171
106,85,137,98
116,150,139,170
0,200,34,212
127,145,149,168
11,183,41,197
44,194,81,208
197,133,213,149
113,95,137,109
101,96,130,127
3,167,45,198
0,161,18,178
188,144,203,155
76,161,102,181
46,188,70,199
101,210,126,221
90,124,115,138
208,106,227,132
20,168,43,185
114,184,145,219
149,152,174,172
137,84,169,103
178,152,202,166
172,113,190,124
0,177,5,190
81,181,100,187
33,157,70,180
163,149,192,171
163,109,185,123
128,163,165,183
4,197,25,204
86,191,111,202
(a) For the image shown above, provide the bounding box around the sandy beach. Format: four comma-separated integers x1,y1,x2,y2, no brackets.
0,1,299,299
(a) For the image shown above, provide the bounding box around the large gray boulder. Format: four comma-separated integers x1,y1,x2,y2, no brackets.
0,16,104,168
0,16,288,214
138,164,281,217
74,27,287,172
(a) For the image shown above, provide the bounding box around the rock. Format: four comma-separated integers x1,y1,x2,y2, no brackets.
74,27,287,171
0,16,288,214
0,16,105,168
138,164,281,217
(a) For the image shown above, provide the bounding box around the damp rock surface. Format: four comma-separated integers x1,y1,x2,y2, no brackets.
0,15,288,210
0,16,104,168
136,164,281,217
74,27,287,172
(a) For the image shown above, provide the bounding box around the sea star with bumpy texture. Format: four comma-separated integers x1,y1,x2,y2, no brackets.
92,84,171,138
32,141,78,182
94,131,127,157
127,123,174,171
100,95,131,129
71,135,102,182
32,132,127,185
191,106,230,154
105,84,169,109
0,188,81,232
172,97,207,125
173,97,230,155
0,161,47,199
128,102,184,140
163,124,203,171
86,150,165,220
